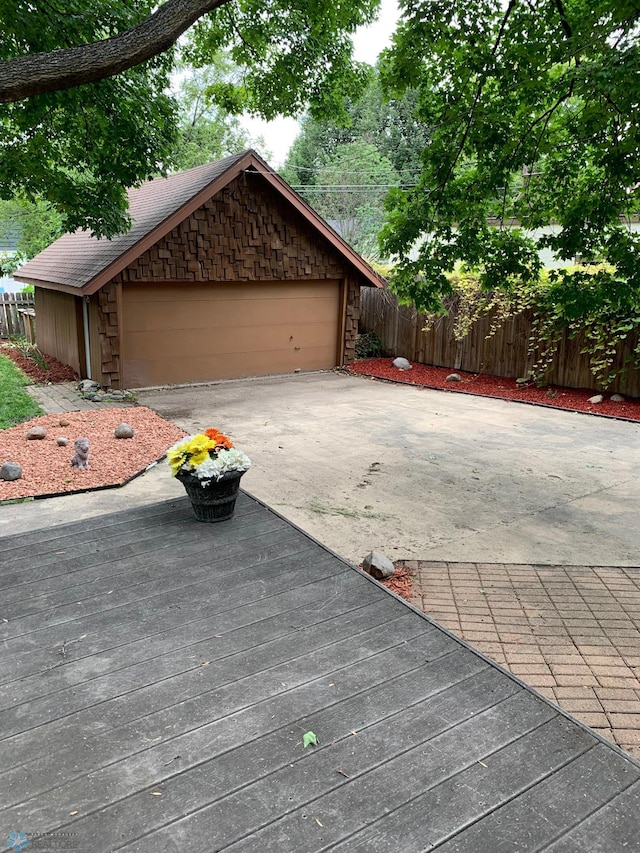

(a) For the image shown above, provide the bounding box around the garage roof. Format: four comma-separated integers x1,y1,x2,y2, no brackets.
15,150,385,296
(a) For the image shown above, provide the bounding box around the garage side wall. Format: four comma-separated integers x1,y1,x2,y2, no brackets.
97,173,364,387
34,287,82,375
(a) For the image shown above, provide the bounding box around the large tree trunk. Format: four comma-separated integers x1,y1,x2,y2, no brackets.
0,0,230,103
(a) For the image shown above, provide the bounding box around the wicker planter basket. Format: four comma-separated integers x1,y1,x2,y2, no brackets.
176,469,245,522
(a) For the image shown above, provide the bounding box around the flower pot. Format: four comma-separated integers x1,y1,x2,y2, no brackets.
176,469,245,522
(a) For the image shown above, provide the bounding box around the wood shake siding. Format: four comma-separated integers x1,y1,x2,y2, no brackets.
97,174,361,387
96,281,121,387
113,175,349,283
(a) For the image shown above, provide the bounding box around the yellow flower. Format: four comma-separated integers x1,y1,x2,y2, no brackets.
169,434,215,471
189,447,210,466
167,446,187,475
185,435,215,456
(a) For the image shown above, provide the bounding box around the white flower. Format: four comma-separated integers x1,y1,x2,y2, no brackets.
193,448,252,483
167,436,192,454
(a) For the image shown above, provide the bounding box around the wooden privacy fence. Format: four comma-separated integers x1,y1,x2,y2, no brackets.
0,291,35,340
359,286,640,397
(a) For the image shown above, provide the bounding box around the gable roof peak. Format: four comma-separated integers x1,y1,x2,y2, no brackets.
15,150,384,293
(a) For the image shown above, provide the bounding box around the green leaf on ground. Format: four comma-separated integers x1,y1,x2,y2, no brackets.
302,731,318,748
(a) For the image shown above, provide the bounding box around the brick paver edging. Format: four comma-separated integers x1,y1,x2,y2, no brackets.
405,559,640,758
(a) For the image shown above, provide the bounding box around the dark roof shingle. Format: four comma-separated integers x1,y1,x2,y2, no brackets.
15,151,384,294
16,153,247,292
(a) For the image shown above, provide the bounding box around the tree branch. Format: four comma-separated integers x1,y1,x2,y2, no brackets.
0,0,230,103
432,0,518,200
553,0,573,41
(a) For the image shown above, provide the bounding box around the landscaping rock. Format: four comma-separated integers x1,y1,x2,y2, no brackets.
0,462,22,481
611,394,625,402
57,437,69,447
392,357,411,371
102,391,132,401
114,423,134,439
79,379,99,393
90,394,104,402
446,373,462,382
59,418,70,427
362,551,396,580
26,426,47,440
588,394,604,404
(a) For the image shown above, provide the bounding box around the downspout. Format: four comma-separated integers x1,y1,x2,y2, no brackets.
83,296,92,380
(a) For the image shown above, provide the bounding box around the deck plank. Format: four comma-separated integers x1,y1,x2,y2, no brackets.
436,745,640,852
83,664,515,852
1,494,639,852
540,780,640,852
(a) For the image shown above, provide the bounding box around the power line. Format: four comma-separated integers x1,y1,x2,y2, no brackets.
290,164,422,177
289,184,414,190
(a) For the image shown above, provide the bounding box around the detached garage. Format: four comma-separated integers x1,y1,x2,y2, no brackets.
16,150,383,389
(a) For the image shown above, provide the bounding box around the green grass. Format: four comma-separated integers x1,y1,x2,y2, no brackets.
0,352,42,428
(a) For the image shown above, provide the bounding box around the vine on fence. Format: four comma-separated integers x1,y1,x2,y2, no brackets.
418,265,640,389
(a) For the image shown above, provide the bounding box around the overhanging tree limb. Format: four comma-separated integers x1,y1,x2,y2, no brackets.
0,0,231,102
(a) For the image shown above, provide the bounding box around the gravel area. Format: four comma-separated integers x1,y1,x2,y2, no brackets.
0,408,186,501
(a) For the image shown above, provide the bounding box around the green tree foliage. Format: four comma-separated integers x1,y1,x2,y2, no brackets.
0,253,20,277
184,0,377,122
1,0,379,238
0,199,64,260
379,0,640,320
283,69,429,186
282,69,427,257
1,1,178,238
171,62,255,171
298,141,400,257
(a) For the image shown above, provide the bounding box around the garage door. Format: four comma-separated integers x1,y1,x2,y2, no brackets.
121,280,342,387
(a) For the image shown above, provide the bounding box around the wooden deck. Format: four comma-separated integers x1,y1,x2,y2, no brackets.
1,493,639,852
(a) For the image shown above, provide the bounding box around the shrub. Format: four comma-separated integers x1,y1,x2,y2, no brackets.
355,331,384,359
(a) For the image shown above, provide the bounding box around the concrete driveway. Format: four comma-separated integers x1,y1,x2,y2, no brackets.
3,371,639,566
137,371,640,566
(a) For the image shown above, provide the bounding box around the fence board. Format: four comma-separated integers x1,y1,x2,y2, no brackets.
359,286,640,398
0,292,35,339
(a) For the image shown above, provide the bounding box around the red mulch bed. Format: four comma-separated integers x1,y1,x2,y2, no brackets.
1,342,79,383
380,566,416,603
349,358,640,421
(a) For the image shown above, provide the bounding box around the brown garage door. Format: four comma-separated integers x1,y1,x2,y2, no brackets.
121,280,342,387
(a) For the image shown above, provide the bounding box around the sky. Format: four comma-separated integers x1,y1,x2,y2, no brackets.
241,0,400,167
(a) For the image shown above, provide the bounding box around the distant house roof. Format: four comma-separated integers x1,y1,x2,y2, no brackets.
0,225,21,255
15,150,385,295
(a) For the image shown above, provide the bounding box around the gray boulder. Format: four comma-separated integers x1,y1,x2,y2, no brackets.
446,373,462,382
0,462,22,481
79,379,99,393
588,394,604,404
362,551,396,580
26,426,46,440
611,394,625,402
392,357,411,371
114,423,134,439
56,437,69,447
